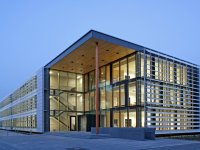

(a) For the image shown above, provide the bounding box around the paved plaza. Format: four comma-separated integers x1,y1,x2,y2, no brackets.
1,130,200,150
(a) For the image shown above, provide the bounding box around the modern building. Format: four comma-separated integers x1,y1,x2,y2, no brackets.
0,30,199,135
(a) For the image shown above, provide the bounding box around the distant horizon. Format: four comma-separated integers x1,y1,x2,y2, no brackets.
0,0,200,99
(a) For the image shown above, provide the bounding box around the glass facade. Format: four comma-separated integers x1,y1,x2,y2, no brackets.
49,50,199,132
49,70,84,131
49,53,145,131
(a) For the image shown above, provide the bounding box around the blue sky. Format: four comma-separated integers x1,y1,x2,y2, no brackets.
0,0,199,99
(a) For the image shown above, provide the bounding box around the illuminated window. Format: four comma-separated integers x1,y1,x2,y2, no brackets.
112,62,119,83
120,58,127,81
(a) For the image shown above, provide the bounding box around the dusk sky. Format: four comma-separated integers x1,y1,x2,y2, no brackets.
0,0,199,99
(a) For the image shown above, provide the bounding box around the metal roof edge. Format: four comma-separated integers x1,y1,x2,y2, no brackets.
91,30,143,51
45,30,145,68
45,30,93,68
44,29,199,68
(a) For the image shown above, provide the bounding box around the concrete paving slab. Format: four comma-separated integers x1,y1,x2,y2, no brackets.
1,130,200,150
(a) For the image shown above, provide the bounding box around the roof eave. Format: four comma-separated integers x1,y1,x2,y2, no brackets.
45,30,144,69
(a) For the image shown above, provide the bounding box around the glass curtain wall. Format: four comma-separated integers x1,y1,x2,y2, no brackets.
84,53,142,129
49,53,146,131
50,70,84,131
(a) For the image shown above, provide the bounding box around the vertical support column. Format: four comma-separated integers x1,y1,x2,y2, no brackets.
143,49,147,128
95,42,99,134
44,68,50,132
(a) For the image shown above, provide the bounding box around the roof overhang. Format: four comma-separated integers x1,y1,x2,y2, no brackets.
45,30,144,73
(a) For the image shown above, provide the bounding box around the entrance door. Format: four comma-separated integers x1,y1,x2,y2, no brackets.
70,116,76,131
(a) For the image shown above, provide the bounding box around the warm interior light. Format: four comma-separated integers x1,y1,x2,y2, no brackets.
49,71,52,74
77,75,81,79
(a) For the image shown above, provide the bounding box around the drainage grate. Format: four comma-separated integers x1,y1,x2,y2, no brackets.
66,147,88,150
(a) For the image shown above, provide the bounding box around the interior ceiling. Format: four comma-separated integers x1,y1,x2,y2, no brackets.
51,38,135,74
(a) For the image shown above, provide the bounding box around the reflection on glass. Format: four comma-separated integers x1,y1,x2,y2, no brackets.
68,93,76,111
129,82,136,105
59,92,68,110
100,67,106,87
141,54,144,77
68,73,76,91
141,110,145,127
77,94,83,111
85,93,89,111
113,86,119,107
106,86,112,108
100,111,106,127
155,58,159,80
59,72,76,91
113,110,119,127
129,109,136,127
120,85,125,106
100,87,106,109
183,66,187,85
128,55,136,79
77,74,83,92
147,55,151,78
106,65,110,85
120,110,127,127
120,58,127,81
50,96,59,110
50,70,59,89
141,84,144,104
106,111,110,127
59,72,68,90
89,71,95,90
84,74,88,92
90,91,95,111
112,62,119,83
